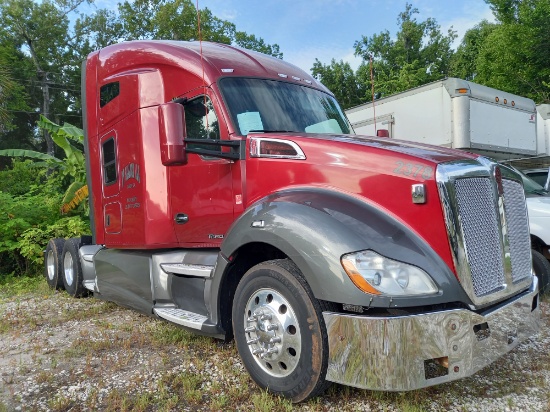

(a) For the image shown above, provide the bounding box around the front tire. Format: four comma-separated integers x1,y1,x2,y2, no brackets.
232,259,331,402
61,238,88,298
44,238,65,289
532,249,550,295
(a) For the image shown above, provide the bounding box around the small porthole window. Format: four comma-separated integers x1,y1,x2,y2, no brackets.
100,82,120,108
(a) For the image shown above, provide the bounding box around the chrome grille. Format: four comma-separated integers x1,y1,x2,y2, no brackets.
437,159,534,307
454,178,505,296
502,179,531,283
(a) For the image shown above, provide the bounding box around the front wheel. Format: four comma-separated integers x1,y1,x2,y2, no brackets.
532,249,550,295
232,259,332,402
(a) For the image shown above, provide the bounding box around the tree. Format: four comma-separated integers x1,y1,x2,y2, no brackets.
353,3,457,98
473,0,550,102
449,20,497,81
0,0,92,156
87,0,283,58
311,59,365,109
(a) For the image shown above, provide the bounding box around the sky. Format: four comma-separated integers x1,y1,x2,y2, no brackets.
202,0,495,73
89,0,496,74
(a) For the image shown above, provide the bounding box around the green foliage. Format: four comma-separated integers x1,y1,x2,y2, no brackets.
0,123,89,276
312,59,366,109
234,31,283,59
75,0,282,58
0,273,49,298
36,116,86,183
18,216,89,266
450,20,497,81
0,159,47,196
353,3,457,99
0,184,89,275
451,0,550,103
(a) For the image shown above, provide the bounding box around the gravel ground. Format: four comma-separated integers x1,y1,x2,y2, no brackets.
1,286,549,411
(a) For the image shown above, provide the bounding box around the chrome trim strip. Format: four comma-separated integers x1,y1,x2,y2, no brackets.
160,263,214,278
436,158,533,306
324,277,540,391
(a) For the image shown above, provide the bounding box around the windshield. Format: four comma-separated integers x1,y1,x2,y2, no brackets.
219,78,353,136
512,167,548,195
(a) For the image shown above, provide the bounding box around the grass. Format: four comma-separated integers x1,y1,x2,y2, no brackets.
0,273,549,411
0,273,49,299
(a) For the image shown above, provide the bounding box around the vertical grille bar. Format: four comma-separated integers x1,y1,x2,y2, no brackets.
502,179,532,283
454,178,505,296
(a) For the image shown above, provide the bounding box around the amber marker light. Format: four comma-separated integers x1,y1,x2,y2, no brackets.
341,250,438,296
341,259,381,295
456,88,468,94
495,96,500,103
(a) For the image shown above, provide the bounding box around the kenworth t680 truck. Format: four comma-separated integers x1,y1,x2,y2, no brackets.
44,40,540,402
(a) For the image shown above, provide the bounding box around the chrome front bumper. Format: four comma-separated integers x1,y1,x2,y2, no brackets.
323,277,541,391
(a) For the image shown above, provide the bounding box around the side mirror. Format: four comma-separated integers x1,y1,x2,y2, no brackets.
158,102,187,165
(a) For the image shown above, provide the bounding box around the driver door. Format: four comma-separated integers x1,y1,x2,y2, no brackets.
168,90,234,246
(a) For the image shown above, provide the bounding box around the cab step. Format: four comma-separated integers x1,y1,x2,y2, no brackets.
153,307,208,329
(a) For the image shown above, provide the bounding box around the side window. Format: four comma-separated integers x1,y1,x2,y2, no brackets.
102,138,117,185
185,96,220,152
100,82,120,108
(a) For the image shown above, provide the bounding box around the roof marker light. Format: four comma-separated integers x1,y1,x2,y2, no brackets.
457,88,468,94
278,73,288,78
495,97,500,103
304,80,312,84
292,76,301,81
221,68,234,73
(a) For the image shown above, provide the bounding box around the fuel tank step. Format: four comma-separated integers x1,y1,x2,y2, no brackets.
153,307,208,329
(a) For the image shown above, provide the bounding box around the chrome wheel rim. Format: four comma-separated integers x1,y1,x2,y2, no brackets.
243,288,301,377
46,250,55,281
63,252,74,286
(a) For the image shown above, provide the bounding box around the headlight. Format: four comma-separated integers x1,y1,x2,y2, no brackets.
341,250,438,296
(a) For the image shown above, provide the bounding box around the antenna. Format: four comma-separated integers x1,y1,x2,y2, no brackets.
370,54,376,135
195,0,209,129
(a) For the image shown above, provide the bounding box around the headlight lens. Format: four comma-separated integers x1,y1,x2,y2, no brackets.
341,250,438,296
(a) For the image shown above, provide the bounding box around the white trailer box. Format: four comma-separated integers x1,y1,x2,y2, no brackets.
538,104,550,156
345,78,538,160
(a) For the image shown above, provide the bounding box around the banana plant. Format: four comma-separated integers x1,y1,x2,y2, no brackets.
0,116,88,214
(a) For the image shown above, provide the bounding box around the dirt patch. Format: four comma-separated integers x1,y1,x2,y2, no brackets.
1,287,550,411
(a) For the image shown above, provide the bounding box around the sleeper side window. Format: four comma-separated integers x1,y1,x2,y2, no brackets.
102,138,117,185
100,82,120,108
185,96,220,152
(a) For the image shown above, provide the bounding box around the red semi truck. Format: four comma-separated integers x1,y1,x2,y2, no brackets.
45,40,540,402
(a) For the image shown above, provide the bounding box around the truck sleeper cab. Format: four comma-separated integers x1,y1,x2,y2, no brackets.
44,40,540,402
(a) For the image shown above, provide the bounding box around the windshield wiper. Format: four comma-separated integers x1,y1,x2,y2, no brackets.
248,129,296,133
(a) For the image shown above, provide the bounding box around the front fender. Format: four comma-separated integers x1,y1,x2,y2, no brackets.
221,188,471,308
